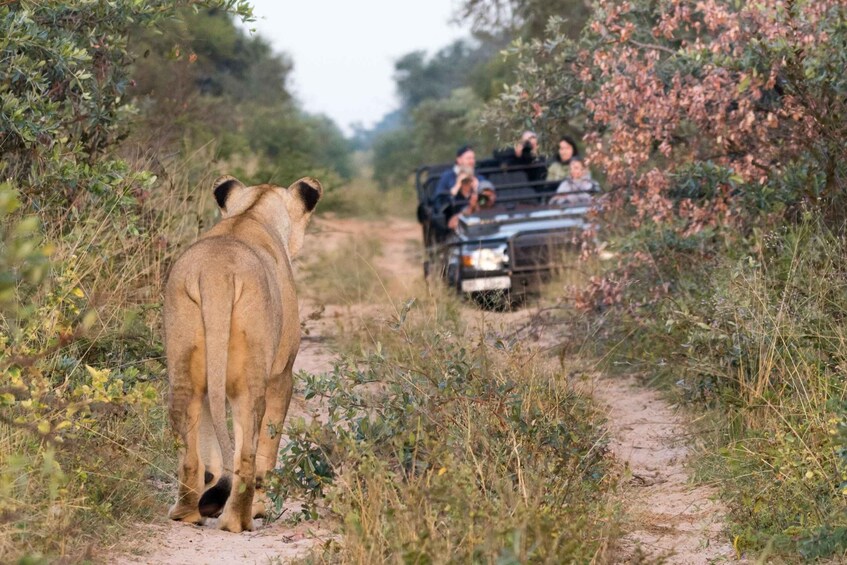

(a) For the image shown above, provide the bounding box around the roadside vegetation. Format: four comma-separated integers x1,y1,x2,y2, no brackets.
302,235,387,306
317,157,414,219
467,0,847,559
5,0,847,562
0,2,353,561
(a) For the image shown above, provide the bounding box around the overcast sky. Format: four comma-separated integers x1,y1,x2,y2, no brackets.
242,0,470,135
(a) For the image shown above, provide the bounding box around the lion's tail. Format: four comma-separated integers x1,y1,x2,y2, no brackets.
196,272,237,517
199,272,236,475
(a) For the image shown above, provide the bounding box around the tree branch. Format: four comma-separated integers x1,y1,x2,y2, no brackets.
627,39,679,57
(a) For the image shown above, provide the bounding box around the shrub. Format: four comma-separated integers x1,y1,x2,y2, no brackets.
0,1,253,210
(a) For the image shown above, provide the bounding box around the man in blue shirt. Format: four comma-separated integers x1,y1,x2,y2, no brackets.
433,145,489,231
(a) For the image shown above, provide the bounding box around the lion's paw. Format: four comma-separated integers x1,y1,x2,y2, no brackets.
168,504,205,526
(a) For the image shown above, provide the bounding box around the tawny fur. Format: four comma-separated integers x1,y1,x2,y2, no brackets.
164,175,321,533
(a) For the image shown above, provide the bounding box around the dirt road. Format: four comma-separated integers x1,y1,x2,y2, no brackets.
111,214,736,564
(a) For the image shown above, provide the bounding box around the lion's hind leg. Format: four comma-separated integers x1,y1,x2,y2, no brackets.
197,398,228,517
216,386,265,532
216,328,268,533
167,338,206,525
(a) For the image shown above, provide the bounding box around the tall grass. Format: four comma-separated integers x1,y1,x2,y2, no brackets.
301,235,388,306
287,220,621,561
318,155,415,221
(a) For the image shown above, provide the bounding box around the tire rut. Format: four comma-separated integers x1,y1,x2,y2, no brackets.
587,374,739,563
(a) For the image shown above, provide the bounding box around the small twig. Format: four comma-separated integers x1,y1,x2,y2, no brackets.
0,327,83,370
627,39,679,57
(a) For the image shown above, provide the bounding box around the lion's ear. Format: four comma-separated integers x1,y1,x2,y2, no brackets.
289,177,322,213
212,175,245,211
285,177,323,257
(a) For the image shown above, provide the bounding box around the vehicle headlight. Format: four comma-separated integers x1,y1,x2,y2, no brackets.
461,245,508,271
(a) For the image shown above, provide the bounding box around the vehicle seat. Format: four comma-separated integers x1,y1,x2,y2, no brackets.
502,187,544,207
487,170,547,208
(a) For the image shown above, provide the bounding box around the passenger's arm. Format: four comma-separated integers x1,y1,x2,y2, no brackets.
452,173,472,196
432,192,451,216
434,173,451,198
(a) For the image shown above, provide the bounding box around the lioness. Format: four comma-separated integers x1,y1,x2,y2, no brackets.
164,175,321,533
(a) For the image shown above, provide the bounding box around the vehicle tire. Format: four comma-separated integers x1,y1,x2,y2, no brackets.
446,263,459,290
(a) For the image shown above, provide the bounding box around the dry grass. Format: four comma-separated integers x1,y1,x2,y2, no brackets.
318,159,415,222
300,235,389,306
279,220,620,562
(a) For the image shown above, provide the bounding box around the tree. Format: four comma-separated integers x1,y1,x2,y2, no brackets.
368,36,511,187
372,88,491,189
0,1,253,207
394,37,508,110
487,0,847,231
457,0,592,39
129,8,353,183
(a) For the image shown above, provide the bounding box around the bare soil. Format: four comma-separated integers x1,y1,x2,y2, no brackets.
109,214,737,564
587,374,739,563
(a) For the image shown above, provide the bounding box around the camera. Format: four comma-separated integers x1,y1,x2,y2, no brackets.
522,140,534,155
478,192,490,207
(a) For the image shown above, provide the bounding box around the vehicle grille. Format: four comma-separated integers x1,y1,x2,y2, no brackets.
511,232,581,269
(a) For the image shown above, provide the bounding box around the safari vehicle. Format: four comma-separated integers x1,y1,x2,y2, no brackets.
415,161,597,305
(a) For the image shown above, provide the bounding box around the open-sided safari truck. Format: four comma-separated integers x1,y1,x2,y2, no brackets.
416,161,597,306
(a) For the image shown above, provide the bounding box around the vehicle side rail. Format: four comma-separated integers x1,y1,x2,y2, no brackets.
416,161,548,182
418,171,597,205
416,162,555,200
488,189,597,206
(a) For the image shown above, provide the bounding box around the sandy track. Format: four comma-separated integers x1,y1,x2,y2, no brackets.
588,375,739,563
501,305,739,562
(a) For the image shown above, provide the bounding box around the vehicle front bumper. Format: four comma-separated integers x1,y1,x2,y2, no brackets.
459,269,553,294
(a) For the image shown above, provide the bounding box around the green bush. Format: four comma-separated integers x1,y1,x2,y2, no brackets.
128,7,354,185
1,1,253,209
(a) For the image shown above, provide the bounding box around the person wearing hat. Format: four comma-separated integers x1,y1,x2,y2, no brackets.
476,179,497,209
434,145,486,199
